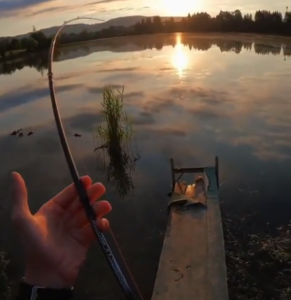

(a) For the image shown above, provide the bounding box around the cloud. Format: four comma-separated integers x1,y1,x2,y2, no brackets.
139,87,229,115
85,0,128,5
64,111,102,132
0,83,83,113
0,0,55,14
151,127,187,137
125,91,144,98
189,105,229,120
119,7,133,11
131,111,156,125
26,5,72,17
87,84,123,94
96,67,139,73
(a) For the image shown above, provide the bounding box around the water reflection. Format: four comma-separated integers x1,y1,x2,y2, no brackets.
0,33,291,300
172,34,188,78
1,34,291,76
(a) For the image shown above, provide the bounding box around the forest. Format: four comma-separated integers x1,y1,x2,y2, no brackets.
0,9,291,59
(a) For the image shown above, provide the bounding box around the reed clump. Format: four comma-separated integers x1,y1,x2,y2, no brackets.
94,85,140,199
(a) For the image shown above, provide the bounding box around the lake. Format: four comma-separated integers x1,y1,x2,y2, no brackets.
0,33,291,300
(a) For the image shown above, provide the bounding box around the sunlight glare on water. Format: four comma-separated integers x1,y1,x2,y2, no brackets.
171,34,189,78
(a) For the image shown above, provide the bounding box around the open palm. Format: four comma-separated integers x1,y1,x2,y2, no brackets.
11,172,111,288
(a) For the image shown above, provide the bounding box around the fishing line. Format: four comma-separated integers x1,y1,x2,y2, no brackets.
76,137,144,300
47,17,140,300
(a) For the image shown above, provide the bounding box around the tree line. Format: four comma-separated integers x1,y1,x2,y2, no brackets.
135,9,291,35
0,9,291,59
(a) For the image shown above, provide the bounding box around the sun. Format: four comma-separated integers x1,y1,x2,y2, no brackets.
161,0,202,16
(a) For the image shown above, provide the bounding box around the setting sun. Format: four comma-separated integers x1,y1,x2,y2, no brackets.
161,0,203,16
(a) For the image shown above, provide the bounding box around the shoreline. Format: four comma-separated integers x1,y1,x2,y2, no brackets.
1,32,291,62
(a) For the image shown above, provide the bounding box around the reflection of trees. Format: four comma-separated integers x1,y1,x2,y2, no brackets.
93,86,140,199
282,46,291,57
187,39,213,51
0,50,60,76
215,39,243,53
254,43,281,55
1,34,289,75
243,41,253,51
55,35,282,58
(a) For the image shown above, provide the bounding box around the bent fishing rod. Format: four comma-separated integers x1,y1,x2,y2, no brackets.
47,17,139,300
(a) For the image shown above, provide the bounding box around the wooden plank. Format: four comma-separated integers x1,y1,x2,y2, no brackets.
204,167,228,300
173,167,205,174
151,169,228,300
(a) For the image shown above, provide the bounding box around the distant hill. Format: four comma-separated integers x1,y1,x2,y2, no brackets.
1,16,183,40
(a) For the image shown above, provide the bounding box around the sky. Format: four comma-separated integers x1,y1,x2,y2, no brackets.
0,0,290,37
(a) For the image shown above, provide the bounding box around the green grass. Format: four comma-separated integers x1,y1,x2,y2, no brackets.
93,85,140,199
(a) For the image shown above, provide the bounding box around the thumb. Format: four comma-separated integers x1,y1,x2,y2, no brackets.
11,172,31,224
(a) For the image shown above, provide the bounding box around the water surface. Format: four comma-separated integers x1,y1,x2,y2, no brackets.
0,33,291,300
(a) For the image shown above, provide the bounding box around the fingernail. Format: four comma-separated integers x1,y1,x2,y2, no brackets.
11,172,17,182
103,219,110,230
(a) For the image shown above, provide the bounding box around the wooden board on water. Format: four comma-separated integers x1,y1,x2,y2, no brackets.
151,167,228,300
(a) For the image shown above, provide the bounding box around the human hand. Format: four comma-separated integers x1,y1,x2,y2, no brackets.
11,172,111,289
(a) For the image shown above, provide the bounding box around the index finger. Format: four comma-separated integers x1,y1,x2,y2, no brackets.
52,176,92,209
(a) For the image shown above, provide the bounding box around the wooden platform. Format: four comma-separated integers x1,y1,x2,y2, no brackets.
151,157,228,300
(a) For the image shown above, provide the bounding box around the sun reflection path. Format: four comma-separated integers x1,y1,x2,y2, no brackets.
172,34,188,78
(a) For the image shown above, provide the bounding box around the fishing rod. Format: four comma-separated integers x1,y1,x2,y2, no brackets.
47,17,139,300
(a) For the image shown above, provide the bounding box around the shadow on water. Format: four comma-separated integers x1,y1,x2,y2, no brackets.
1,33,291,76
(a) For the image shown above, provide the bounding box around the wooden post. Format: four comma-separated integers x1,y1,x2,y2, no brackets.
170,158,175,192
215,156,219,188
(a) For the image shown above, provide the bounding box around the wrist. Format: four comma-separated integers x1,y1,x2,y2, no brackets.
16,279,74,300
24,268,74,289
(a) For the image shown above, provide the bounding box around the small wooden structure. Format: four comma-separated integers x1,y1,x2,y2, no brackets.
151,156,228,300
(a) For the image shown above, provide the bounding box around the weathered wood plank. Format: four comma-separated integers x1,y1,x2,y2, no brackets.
205,167,229,300
173,167,205,174
151,168,228,300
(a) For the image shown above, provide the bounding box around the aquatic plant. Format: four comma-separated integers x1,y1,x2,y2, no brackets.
94,85,140,199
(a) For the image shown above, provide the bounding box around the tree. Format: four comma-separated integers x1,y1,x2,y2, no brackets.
233,9,243,22
285,11,291,23
153,16,163,32
30,30,47,49
8,38,21,51
0,39,9,58
21,37,38,51
164,17,175,32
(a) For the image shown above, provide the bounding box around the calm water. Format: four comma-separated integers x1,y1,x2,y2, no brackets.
0,33,291,299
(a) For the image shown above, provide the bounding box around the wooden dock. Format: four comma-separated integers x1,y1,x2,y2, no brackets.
151,156,228,300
